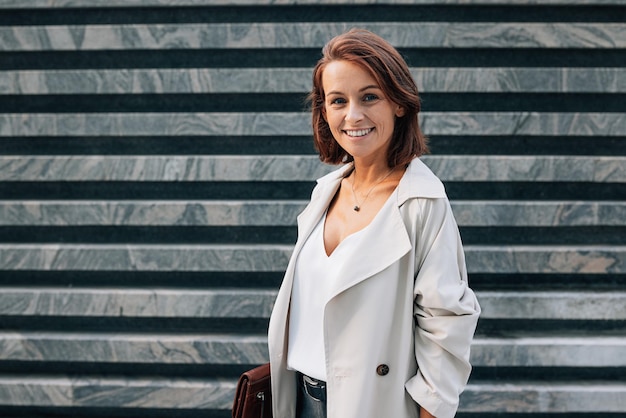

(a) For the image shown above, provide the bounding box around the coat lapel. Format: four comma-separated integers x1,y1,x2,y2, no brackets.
328,197,412,299
270,158,447,354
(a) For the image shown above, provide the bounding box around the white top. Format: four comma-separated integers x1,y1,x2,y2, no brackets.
287,211,367,380
287,189,398,381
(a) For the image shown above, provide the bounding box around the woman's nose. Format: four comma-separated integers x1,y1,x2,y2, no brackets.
345,102,364,122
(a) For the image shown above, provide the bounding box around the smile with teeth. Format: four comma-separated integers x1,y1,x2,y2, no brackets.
344,128,373,137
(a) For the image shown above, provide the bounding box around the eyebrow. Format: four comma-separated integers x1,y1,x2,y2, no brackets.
326,85,381,96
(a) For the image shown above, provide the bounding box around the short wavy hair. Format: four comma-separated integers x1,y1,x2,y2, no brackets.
308,28,428,167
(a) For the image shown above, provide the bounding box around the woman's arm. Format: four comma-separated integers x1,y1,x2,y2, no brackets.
420,406,436,418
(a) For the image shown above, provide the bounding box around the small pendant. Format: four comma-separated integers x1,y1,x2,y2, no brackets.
353,206,360,212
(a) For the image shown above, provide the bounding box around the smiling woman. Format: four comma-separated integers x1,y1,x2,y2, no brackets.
267,29,480,418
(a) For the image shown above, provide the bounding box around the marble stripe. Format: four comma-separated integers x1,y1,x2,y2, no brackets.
2,201,624,227
0,288,276,318
0,155,331,182
477,291,626,320
2,155,625,182
1,288,623,320
1,332,624,367
452,201,626,227
1,112,624,137
2,68,624,94
0,201,308,226
461,383,626,413
1,244,624,273
0,0,624,7
0,332,268,364
0,244,294,272
471,337,626,367
1,23,624,51
466,245,626,274
0,375,236,409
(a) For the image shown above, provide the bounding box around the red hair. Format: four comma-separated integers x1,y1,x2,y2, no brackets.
309,28,428,167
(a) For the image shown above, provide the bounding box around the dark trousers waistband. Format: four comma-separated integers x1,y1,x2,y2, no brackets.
297,372,327,402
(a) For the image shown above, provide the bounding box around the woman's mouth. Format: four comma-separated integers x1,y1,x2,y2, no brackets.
344,128,373,138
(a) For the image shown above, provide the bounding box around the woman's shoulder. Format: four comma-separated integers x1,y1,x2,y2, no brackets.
397,158,447,203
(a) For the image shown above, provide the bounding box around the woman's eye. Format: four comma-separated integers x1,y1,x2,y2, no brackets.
330,98,346,105
363,94,379,102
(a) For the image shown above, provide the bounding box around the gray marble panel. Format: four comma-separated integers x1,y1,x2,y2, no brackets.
2,244,625,273
471,337,626,367
423,155,626,182
3,287,623,320
2,68,623,94
0,288,276,318
0,112,310,137
460,383,626,413
465,245,626,274
1,23,624,51
0,244,293,272
0,375,236,409
0,333,268,364
3,155,624,182
2,201,624,227
0,201,308,226
477,291,626,320
1,332,623,367
2,112,624,137
451,201,626,227
0,68,312,94
1,0,624,7
420,112,626,136
414,68,626,93
0,155,332,181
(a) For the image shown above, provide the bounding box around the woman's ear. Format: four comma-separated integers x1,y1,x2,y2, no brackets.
395,106,406,117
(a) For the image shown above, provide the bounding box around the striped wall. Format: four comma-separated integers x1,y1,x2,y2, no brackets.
0,1,625,417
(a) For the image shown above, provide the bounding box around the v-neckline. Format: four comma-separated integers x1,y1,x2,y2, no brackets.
322,186,398,258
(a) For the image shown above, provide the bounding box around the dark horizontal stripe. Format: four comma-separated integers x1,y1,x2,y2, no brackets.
428,136,626,156
0,226,298,244
5,93,626,113
1,136,624,157
0,271,284,288
468,273,626,291
0,316,269,333
1,271,623,291
1,182,624,200
0,361,257,379
0,406,229,418
3,93,309,113
2,48,625,70
460,226,626,245
476,319,626,337
0,181,316,200
471,367,626,382
445,182,626,201
459,414,626,418
1,5,624,25
0,136,318,156
0,363,622,383
1,226,623,245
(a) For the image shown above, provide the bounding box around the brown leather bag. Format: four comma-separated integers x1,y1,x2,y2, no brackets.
232,362,273,418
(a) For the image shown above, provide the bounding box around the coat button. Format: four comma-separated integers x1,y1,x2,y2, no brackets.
376,364,389,376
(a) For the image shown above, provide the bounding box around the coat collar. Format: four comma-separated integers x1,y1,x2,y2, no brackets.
294,157,446,297
312,157,446,206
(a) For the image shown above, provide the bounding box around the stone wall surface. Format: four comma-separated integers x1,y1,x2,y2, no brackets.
0,1,625,417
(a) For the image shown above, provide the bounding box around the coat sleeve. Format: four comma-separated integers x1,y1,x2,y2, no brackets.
405,197,480,418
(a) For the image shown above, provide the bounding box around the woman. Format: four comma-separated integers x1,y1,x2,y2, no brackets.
267,29,480,418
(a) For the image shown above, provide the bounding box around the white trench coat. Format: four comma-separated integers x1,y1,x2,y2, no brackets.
267,158,481,418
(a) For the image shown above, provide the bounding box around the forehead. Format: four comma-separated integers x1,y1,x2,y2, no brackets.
322,60,380,93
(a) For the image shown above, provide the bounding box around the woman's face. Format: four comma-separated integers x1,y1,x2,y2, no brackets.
322,60,404,165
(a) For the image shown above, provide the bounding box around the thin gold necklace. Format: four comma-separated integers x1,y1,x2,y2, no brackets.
349,168,394,212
